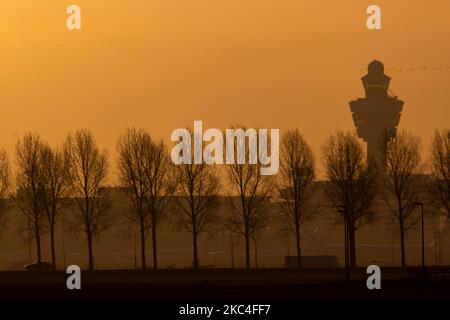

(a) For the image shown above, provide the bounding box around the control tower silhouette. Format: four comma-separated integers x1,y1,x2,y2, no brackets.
349,60,403,167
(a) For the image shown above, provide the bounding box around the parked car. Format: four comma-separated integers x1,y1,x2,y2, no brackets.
24,261,54,271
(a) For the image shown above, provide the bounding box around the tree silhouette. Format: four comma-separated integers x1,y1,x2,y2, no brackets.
144,137,174,270
278,129,317,268
381,130,422,267
64,129,112,270
117,128,151,270
226,128,272,269
171,127,220,269
172,160,219,268
322,131,377,267
40,144,68,270
117,128,173,270
430,129,450,218
14,133,46,264
0,149,10,237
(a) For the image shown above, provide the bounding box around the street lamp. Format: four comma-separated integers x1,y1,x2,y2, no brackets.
413,202,425,271
338,205,350,282
62,211,66,269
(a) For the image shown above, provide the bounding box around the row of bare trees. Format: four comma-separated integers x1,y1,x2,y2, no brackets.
117,128,174,270
12,131,111,270
322,129,450,267
0,127,448,270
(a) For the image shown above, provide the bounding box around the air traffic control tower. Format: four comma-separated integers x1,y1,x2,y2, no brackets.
349,60,403,167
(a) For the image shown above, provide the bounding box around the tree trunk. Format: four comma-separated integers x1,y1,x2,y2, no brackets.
295,224,302,268
50,226,56,270
244,226,251,269
192,230,199,269
140,221,146,270
87,231,94,270
151,213,158,270
253,238,258,269
35,220,42,263
348,225,357,267
229,229,235,268
400,222,406,267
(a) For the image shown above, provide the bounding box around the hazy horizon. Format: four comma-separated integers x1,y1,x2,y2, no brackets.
2,0,450,179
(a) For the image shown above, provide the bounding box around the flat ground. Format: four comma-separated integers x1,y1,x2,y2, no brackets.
0,267,449,301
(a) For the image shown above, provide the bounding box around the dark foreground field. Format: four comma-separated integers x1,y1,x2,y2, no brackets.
0,267,449,301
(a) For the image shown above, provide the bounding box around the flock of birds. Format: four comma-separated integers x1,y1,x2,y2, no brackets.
348,65,450,76
386,65,450,74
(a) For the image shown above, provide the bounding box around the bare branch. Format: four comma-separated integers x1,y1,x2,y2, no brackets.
64,129,112,270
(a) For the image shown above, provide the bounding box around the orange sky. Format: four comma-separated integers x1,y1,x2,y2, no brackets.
1,0,449,178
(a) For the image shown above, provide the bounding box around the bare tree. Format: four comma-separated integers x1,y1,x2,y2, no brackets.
15,133,46,263
381,130,422,267
40,144,68,270
117,128,150,270
171,126,221,269
145,138,174,269
64,129,112,270
117,128,173,270
226,128,272,269
322,131,377,267
278,129,316,268
0,149,10,236
173,161,219,268
430,129,450,217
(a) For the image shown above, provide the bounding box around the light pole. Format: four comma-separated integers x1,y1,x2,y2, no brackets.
134,230,137,270
62,212,66,269
413,202,425,271
338,205,349,282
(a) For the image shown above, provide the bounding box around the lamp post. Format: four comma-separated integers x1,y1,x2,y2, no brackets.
413,202,425,271
62,212,66,269
338,205,349,282
134,230,137,270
